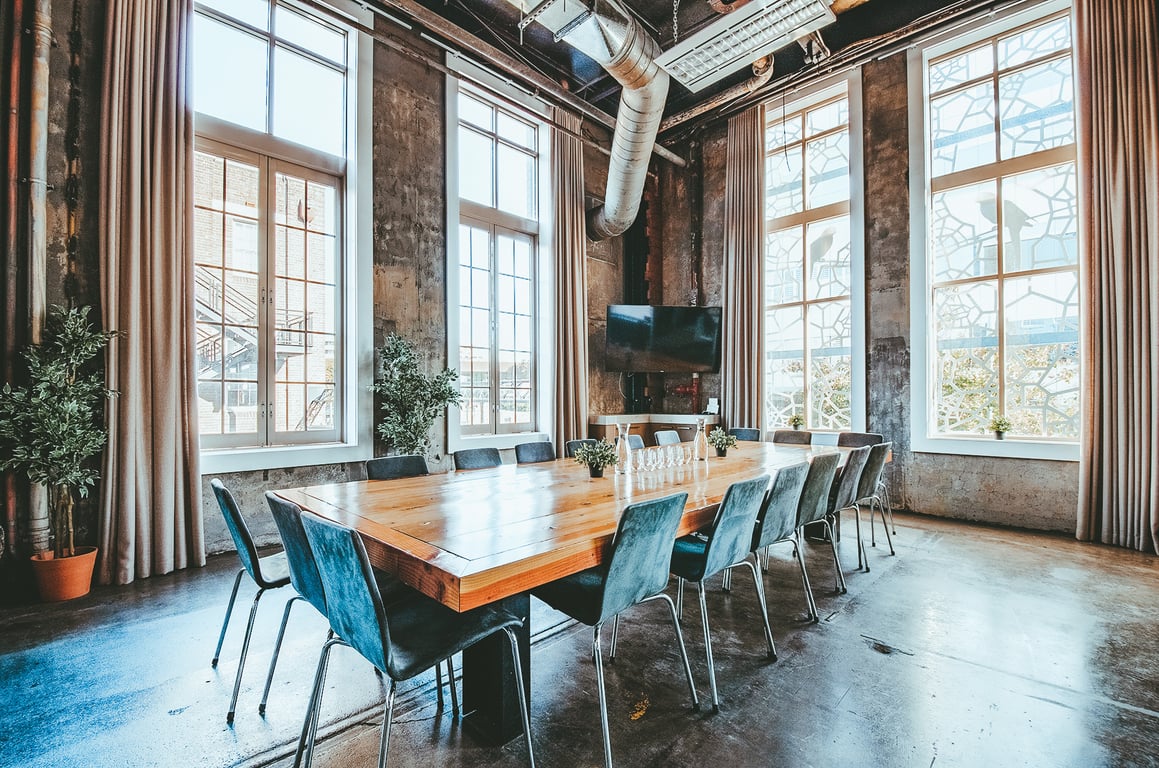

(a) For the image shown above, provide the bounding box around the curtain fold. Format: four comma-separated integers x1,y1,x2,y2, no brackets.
1075,0,1159,553
98,0,203,584
721,105,766,432
551,107,590,455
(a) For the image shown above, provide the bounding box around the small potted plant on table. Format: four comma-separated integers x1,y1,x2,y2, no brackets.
988,415,1012,440
788,413,805,430
707,427,737,457
573,439,618,478
0,306,116,601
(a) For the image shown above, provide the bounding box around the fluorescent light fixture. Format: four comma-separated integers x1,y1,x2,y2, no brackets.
656,0,836,92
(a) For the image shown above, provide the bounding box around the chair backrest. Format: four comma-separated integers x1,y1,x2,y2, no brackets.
300,512,391,674
565,439,597,458
752,461,810,550
515,441,556,464
856,442,891,502
837,431,884,448
653,430,681,446
700,475,771,578
615,434,645,451
265,492,327,615
598,492,689,624
210,479,263,584
728,427,762,442
366,455,429,480
795,452,840,527
454,447,502,470
772,429,812,445
827,445,872,514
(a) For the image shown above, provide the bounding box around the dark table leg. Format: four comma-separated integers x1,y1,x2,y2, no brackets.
461,593,531,746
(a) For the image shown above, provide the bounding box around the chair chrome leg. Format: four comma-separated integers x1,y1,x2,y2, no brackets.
376,680,397,768
297,637,342,768
742,557,776,660
761,544,771,573
876,495,896,555
641,592,700,712
503,626,537,768
609,614,621,660
212,569,245,668
446,656,459,718
696,581,720,712
790,537,819,622
227,587,266,724
260,595,302,715
675,576,685,620
851,504,864,570
722,568,732,592
591,625,613,768
823,518,847,594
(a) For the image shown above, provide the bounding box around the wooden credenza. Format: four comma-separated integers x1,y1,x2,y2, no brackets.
588,413,721,447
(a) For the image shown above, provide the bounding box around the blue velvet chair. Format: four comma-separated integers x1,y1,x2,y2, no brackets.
836,431,884,448
515,440,556,464
615,434,645,451
297,512,535,768
825,444,872,571
855,441,895,558
728,427,762,442
565,438,598,458
670,475,774,711
263,493,459,720
209,479,291,724
453,447,502,470
533,493,698,767
793,452,843,598
772,429,812,445
365,455,428,480
653,429,681,446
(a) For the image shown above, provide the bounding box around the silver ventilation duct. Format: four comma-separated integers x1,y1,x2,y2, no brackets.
514,0,669,240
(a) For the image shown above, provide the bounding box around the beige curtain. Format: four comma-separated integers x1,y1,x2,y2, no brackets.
552,107,590,455
721,105,766,431
1075,0,1159,553
98,0,204,584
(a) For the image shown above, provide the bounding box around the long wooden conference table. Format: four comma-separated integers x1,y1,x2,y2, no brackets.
273,441,852,744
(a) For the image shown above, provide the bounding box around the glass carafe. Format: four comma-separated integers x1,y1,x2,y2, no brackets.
615,422,633,474
693,418,709,461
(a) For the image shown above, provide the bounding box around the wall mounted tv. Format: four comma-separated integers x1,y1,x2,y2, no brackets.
605,305,723,373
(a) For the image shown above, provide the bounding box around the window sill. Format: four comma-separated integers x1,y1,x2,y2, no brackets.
200,441,372,475
912,434,1078,462
448,431,550,454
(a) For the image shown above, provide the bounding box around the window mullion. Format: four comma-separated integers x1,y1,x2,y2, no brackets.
260,158,275,445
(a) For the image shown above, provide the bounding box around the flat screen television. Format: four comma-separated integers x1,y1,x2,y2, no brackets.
605,305,722,373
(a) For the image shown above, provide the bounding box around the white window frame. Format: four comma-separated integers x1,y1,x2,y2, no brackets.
445,57,554,452
908,0,1079,462
762,70,866,441
197,0,375,474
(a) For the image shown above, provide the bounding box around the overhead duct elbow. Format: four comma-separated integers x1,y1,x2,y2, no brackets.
513,0,669,240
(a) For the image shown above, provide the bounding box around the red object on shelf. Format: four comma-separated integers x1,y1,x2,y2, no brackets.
669,373,701,413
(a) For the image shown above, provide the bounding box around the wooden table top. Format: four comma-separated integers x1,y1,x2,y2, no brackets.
273,441,851,613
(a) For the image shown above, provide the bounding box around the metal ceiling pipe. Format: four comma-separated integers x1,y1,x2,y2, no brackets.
659,55,773,133
512,0,670,240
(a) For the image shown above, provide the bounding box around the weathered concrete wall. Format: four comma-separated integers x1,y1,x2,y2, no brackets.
585,124,626,417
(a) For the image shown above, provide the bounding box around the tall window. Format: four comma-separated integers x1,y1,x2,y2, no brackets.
192,0,352,450
764,85,855,433
454,85,543,436
922,9,1078,441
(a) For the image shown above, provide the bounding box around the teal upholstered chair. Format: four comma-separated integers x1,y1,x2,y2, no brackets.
534,492,698,768
296,512,535,768
728,427,762,442
565,439,598,458
366,455,428,480
670,475,774,711
772,429,812,445
825,444,872,571
209,479,291,724
793,453,843,596
615,434,645,451
515,440,556,464
653,429,681,446
453,447,502,470
855,441,895,558
836,431,884,448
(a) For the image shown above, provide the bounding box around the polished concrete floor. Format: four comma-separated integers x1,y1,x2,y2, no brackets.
2,512,1158,768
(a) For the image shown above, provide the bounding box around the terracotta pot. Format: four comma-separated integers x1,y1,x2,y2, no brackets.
30,546,98,602
588,465,605,478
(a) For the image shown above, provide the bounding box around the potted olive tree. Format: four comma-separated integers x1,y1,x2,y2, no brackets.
0,306,116,601
372,333,462,457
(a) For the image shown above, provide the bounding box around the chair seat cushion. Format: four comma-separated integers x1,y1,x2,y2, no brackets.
670,535,709,582
384,593,522,682
254,550,292,589
532,567,606,626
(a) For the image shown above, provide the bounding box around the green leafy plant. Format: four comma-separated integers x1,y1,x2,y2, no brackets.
372,334,462,457
0,306,116,558
707,428,737,450
573,439,618,471
988,415,1012,434
787,412,805,428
